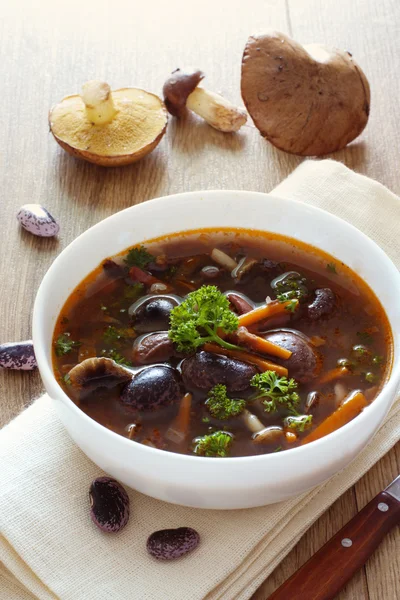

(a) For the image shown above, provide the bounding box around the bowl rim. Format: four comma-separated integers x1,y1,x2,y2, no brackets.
32,189,400,466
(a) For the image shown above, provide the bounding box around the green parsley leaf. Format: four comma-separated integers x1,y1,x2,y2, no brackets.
103,326,135,343
55,333,81,357
124,245,154,269
101,348,132,367
250,371,300,413
372,355,384,366
365,372,377,383
206,384,246,420
284,414,313,432
123,282,145,300
327,262,337,274
168,285,241,353
357,331,373,344
193,431,233,457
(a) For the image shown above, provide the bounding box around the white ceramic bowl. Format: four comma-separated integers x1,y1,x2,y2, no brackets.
33,191,400,509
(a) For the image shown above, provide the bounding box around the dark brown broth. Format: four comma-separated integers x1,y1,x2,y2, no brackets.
52,230,392,457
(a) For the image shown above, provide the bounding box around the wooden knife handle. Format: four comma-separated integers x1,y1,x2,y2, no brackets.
267,491,400,600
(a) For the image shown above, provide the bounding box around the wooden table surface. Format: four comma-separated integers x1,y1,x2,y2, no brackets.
1,0,399,598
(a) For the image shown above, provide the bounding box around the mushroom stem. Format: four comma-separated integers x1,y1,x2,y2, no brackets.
81,80,118,125
241,409,265,433
186,87,247,132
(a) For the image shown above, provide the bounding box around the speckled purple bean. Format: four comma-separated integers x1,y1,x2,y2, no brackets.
89,477,130,533
17,204,60,237
146,527,200,560
0,341,37,370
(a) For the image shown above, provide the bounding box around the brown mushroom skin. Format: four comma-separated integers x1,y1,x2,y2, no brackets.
130,296,180,334
163,69,205,117
241,32,370,156
132,332,181,365
68,357,133,391
308,288,336,320
263,329,322,383
181,350,257,392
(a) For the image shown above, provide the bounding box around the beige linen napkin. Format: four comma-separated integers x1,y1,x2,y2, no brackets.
1,159,399,600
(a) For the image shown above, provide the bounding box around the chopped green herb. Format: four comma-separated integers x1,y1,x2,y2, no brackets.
101,349,132,367
372,355,384,366
250,371,300,413
103,326,135,343
123,282,145,300
55,333,81,356
124,245,154,269
193,431,233,457
273,272,308,302
277,290,299,302
284,414,313,432
63,373,71,385
365,372,377,383
357,331,373,344
206,384,246,420
273,446,282,453
202,416,210,423
337,357,354,369
168,285,241,353
327,262,337,274
352,344,372,364
284,299,298,313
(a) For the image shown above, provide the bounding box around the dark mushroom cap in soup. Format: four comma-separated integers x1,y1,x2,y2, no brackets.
263,329,322,383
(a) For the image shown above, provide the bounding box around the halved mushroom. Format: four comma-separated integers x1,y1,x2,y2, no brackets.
241,409,284,444
163,68,247,132
68,357,133,392
225,291,255,315
263,329,322,382
129,294,181,333
241,32,370,156
132,331,180,365
49,80,168,166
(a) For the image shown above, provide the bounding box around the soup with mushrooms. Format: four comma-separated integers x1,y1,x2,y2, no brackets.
53,229,392,457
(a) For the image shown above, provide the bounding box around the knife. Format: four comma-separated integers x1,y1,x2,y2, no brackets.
267,475,400,600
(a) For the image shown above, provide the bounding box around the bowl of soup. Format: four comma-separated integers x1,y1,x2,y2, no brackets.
32,191,400,509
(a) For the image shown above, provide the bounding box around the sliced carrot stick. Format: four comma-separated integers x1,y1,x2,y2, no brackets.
175,392,192,433
203,343,288,376
317,366,350,385
302,391,368,445
238,299,299,328
236,326,292,360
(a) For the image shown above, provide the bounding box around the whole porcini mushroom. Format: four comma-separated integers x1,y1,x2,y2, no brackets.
163,68,247,132
49,80,168,166
241,32,370,155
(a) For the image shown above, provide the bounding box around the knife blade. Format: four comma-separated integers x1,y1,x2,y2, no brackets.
267,475,400,600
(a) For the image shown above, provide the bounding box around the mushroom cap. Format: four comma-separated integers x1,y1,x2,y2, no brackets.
263,328,322,383
68,357,133,391
49,88,168,167
163,68,205,116
241,32,370,156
